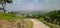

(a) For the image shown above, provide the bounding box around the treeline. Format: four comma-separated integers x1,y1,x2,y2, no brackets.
19,13,42,18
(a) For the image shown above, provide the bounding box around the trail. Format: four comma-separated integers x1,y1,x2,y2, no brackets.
30,19,50,28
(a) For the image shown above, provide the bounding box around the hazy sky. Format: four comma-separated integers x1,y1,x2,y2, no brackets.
6,0,60,11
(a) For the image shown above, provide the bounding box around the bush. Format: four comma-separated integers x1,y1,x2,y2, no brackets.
44,10,60,26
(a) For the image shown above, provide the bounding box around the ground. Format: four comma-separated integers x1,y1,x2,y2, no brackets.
30,19,50,28
0,19,50,28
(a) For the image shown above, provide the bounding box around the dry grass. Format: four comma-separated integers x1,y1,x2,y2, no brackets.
0,19,22,28
24,19,33,28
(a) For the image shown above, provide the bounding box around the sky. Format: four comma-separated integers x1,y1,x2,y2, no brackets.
5,0,60,12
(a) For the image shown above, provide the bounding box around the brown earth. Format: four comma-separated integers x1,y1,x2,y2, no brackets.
0,19,27,28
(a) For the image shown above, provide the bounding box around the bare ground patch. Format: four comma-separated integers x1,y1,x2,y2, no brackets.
0,19,25,28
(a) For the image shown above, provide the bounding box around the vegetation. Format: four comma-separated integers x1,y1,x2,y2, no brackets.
0,0,13,13
37,10,60,28
20,13,42,19
0,12,33,28
44,10,60,25
0,12,20,19
0,12,21,23
38,17,60,28
20,10,60,28
24,19,33,28
0,0,60,28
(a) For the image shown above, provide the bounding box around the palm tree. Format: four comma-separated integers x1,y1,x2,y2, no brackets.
0,0,12,13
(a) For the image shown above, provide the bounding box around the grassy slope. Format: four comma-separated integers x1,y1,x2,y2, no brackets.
0,12,21,28
0,12,33,28
38,18,60,28
0,12,21,19
24,19,33,28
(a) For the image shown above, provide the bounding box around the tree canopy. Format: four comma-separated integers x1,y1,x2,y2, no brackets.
0,0,12,3
45,10,60,25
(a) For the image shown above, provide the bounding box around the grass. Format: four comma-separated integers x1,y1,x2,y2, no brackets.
24,19,33,28
38,18,60,28
0,12,21,19
0,12,21,22
17,22,21,28
0,12,23,28
0,12,33,28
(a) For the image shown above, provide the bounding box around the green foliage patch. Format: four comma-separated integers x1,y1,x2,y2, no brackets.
0,12,20,19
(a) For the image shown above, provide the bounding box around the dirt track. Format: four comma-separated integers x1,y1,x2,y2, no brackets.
30,19,50,28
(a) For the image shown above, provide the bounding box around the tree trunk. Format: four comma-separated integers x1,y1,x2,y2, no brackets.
2,3,6,13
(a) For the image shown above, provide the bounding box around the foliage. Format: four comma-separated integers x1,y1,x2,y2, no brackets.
34,10,60,28
20,13,42,18
8,11,20,15
0,0,12,3
0,12,20,19
45,10,60,25
38,18,60,28
6,0,13,3
0,0,13,13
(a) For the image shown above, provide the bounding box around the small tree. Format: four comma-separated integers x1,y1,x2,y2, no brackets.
0,0,12,13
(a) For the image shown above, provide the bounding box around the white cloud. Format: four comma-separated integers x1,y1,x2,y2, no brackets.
45,0,50,2
14,0,23,2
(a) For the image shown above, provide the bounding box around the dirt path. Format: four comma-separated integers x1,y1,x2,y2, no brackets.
30,19,50,28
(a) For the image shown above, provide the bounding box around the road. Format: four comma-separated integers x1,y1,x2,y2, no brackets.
30,19,50,28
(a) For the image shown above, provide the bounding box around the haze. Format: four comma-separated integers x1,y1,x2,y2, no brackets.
6,0,60,12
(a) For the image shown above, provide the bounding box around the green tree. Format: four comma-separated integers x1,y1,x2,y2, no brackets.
0,0,13,13
46,10,60,25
